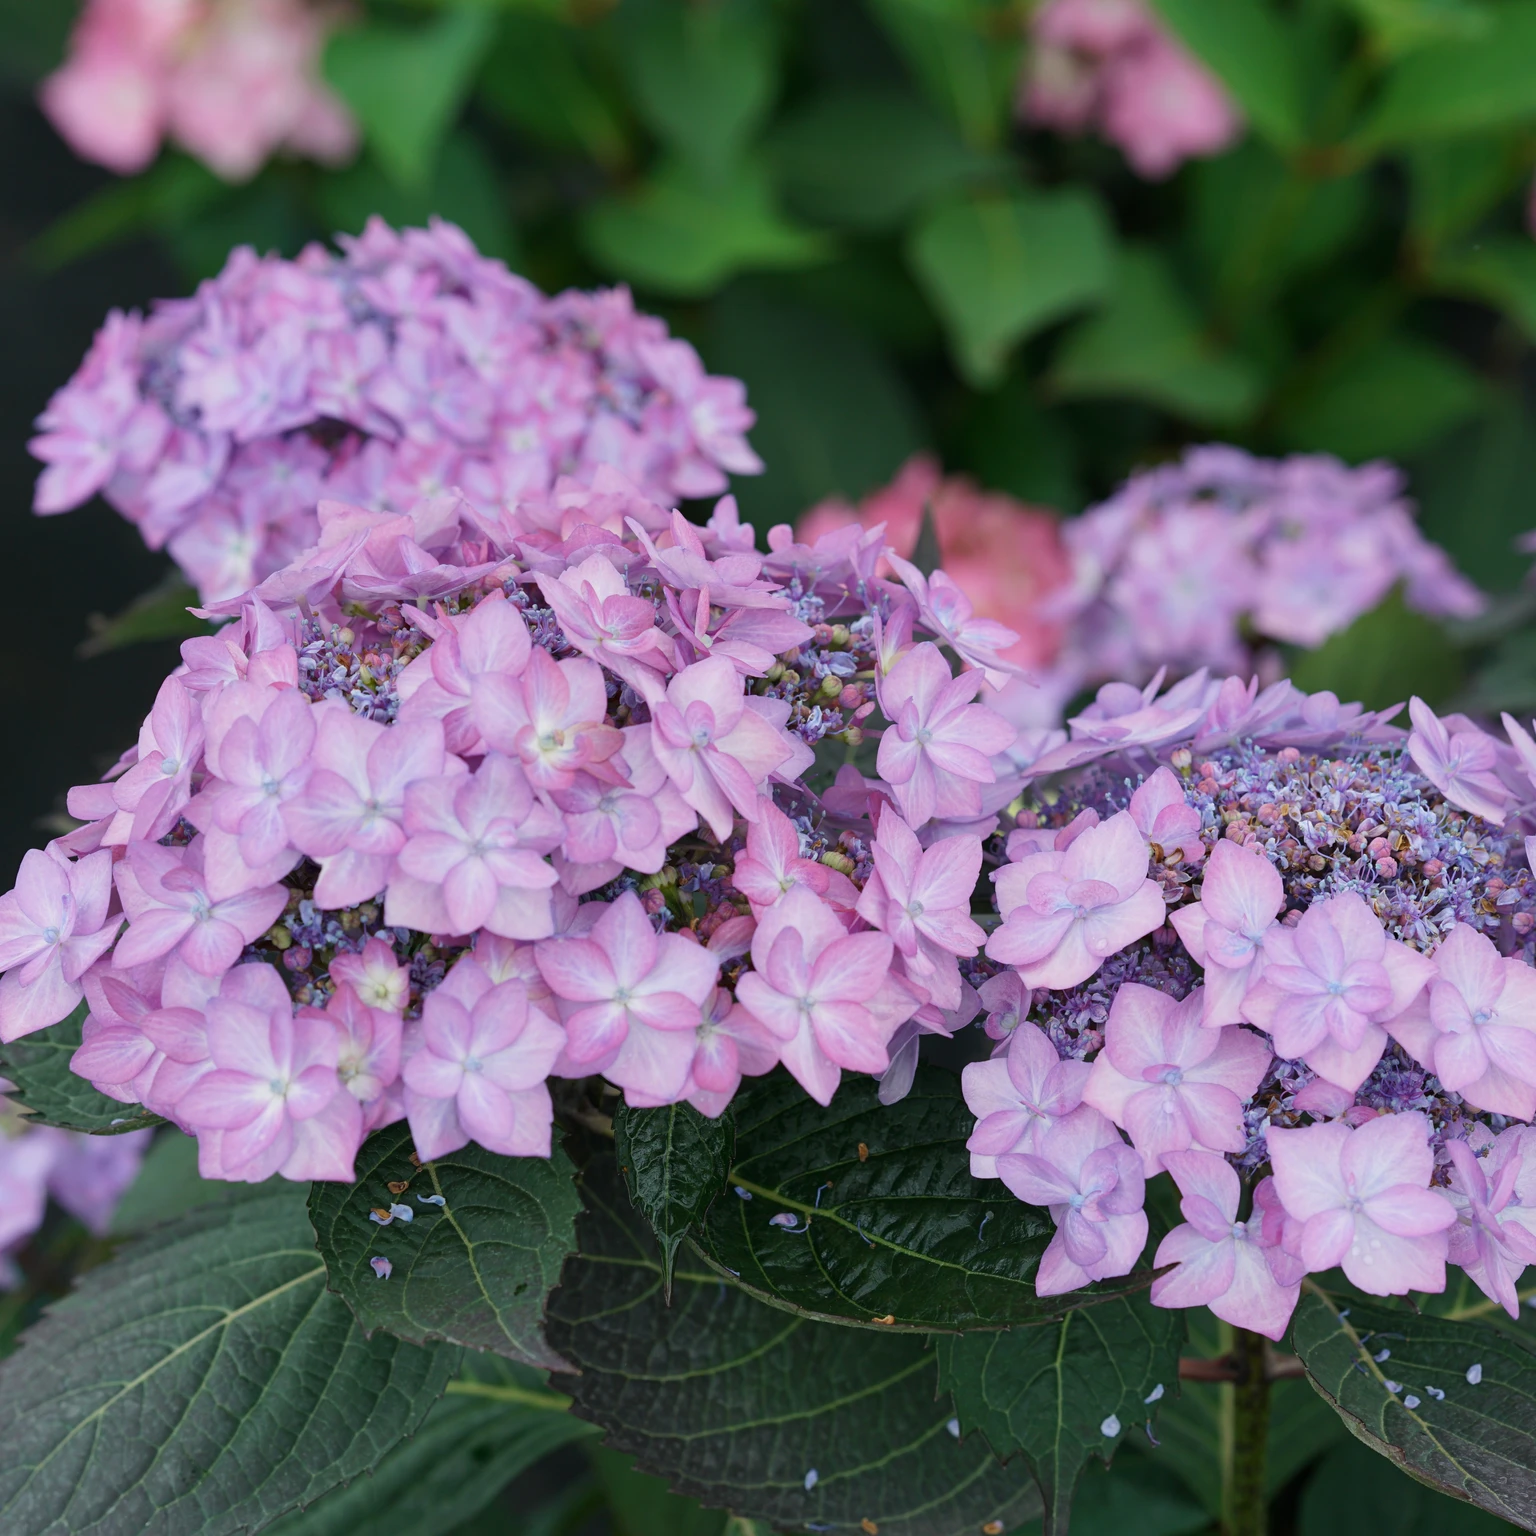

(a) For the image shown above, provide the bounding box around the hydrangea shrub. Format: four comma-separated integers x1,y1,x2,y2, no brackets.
8,229,1536,1536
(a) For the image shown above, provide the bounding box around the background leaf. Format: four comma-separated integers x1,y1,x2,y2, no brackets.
309,1122,580,1370
266,1357,593,1536
0,1184,454,1536
934,1296,1185,1534
547,1155,1043,1536
0,1003,161,1136
699,1065,1146,1330
325,6,496,188
1291,1288,1536,1527
1287,589,1462,710
1051,247,1264,426
768,87,1003,233
76,572,207,658
614,1099,733,1299
908,188,1114,387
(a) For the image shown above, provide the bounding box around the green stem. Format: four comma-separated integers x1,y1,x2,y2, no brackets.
1224,1328,1271,1536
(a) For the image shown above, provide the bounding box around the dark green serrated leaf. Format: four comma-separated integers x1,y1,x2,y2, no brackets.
614,1100,734,1301
0,1183,454,1536
699,1065,1150,1331
0,1003,161,1136
548,1156,1042,1536
1292,1288,1536,1527
935,1295,1185,1535
309,1122,581,1370
266,1357,593,1536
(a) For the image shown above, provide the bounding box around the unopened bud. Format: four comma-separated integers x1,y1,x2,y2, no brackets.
1169,748,1192,772
764,662,785,683
838,684,864,710
829,624,851,649
840,726,865,748
266,924,292,951
818,674,843,701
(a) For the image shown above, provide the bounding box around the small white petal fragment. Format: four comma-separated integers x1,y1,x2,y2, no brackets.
1144,1384,1165,1405
1373,1348,1391,1363
416,1194,445,1207
1384,1380,1402,1394
368,1207,393,1226
1404,1396,1421,1410
804,1469,819,1491
388,1203,414,1223
1100,1415,1121,1437
1467,1363,1484,1385
946,1418,961,1439
369,1256,392,1280
1426,1386,1446,1401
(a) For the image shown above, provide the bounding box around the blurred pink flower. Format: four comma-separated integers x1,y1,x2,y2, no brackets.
798,455,1071,669
41,0,358,182
1407,697,1514,826
1444,1128,1536,1320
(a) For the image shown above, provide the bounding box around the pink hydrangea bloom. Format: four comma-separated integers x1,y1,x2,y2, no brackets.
1082,983,1270,1173
1151,1151,1299,1341
997,1104,1148,1296
328,937,410,1015
680,986,781,1120
112,839,287,979
988,810,1165,988
1267,1113,1456,1295
1443,1129,1536,1319
312,982,403,1135
856,814,985,1010
402,958,565,1160
0,849,119,1041
1168,839,1284,1027
199,686,314,865
283,710,449,909
534,892,718,1107
1127,766,1203,865
392,754,562,939
648,658,796,842
735,885,917,1106
979,970,1032,1043
961,1021,1091,1178
1240,892,1435,1091
1407,697,1513,826
480,649,623,793
1386,923,1536,1120
875,643,1017,828
176,961,345,1182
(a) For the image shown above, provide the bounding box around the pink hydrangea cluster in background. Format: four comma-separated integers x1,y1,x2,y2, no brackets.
30,219,761,603
40,0,357,182
795,446,1481,730
0,1098,148,1286
1022,0,1242,179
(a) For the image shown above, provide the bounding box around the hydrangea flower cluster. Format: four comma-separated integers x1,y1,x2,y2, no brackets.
1040,444,1483,712
963,675,1536,1335
40,0,357,181
1022,0,1242,179
0,469,1027,1184
30,219,761,603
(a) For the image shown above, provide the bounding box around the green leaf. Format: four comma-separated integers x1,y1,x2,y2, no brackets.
547,1156,1042,1535
1011,1450,1211,1536
309,1122,581,1370
768,86,1004,232
1432,238,1536,344
952,373,1083,511
1340,0,1496,59
109,1129,263,1236
1287,589,1462,711
934,1296,1185,1534
1147,0,1304,149
325,6,495,187
1276,333,1486,462
1051,248,1264,426
77,571,208,658
698,1065,1149,1331
1356,0,1536,145
1298,1430,1519,1535
0,1184,454,1535
908,188,1114,388
1407,138,1527,252
477,11,630,169
580,158,829,298
614,1100,733,1301
313,129,518,267
0,0,73,87
266,1357,593,1536
616,0,778,185
1291,1288,1536,1527
864,0,1022,149
0,1003,161,1136
706,285,924,529
588,1444,735,1536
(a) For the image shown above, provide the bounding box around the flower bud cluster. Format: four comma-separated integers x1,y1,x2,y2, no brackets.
30,219,761,603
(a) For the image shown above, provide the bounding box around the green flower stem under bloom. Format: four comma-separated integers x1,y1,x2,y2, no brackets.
1225,1327,1272,1536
